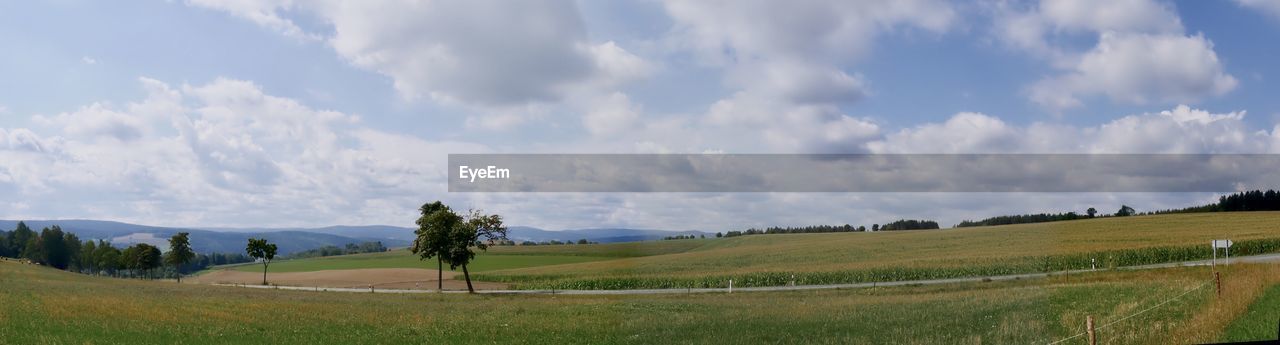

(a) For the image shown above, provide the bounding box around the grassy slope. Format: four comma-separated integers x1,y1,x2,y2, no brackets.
474,212,1280,289
7,260,1272,344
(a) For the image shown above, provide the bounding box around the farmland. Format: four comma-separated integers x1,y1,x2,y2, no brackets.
229,251,611,274
472,212,1280,289
5,259,1279,344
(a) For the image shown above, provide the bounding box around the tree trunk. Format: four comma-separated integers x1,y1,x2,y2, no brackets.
262,262,268,285
462,264,474,293
437,257,443,291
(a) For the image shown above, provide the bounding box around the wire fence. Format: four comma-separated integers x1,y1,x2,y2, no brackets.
1046,279,1214,345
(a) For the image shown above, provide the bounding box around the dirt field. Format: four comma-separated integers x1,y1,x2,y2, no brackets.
187,268,508,290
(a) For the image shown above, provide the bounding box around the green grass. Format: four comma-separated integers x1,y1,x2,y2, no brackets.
231,251,612,273
1221,283,1280,342
472,212,1280,289
0,260,1239,344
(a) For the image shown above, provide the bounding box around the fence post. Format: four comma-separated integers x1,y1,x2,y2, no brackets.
728,279,733,293
1215,272,1222,297
1087,315,1096,345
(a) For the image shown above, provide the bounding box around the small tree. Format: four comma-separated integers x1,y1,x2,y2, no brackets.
577,238,589,245
1087,207,1097,218
445,210,507,293
245,238,277,285
412,201,461,290
165,232,196,282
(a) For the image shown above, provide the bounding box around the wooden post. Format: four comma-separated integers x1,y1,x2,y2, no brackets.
1087,315,1097,345
728,279,733,293
1215,271,1222,297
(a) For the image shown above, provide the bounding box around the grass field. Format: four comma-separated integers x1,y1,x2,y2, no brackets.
7,260,1280,344
1221,284,1280,341
231,251,612,273
469,212,1280,289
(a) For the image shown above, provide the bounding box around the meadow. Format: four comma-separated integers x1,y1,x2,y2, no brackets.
230,251,611,273
5,260,1278,344
470,212,1280,289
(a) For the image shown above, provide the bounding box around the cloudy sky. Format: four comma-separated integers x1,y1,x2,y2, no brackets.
2,0,1280,231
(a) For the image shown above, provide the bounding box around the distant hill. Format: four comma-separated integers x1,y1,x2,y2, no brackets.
0,220,409,255
0,220,707,254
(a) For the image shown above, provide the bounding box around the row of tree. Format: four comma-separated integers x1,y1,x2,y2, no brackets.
514,239,594,245
662,234,705,240
411,201,507,293
878,219,941,231
1151,190,1280,215
285,241,388,259
1,221,252,280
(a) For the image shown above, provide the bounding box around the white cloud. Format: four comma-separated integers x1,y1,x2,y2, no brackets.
995,0,1236,111
583,92,641,136
662,0,953,152
1237,0,1280,20
869,105,1265,154
185,0,318,41
81,56,97,65
0,77,493,227
1028,33,1238,110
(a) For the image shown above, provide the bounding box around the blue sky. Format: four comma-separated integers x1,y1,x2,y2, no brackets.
2,0,1280,231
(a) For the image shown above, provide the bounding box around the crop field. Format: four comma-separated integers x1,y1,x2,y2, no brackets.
4,260,1278,344
471,212,1280,289
230,251,611,274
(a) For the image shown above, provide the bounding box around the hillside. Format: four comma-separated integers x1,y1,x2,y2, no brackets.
473,212,1280,289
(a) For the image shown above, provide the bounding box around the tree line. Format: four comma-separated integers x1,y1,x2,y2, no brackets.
718,220,938,238
285,241,388,259
0,221,254,280
1150,189,1280,214
411,201,508,293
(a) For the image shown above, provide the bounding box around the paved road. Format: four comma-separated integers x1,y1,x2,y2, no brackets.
213,253,1280,296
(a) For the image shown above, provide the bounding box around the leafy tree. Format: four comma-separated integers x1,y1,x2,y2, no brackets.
411,201,461,290
165,232,196,282
7,221,35,258
121,243,162,278
63,232,81,271
245,238,277,285
715,232,723,238
79,240,98,272
33,226,71,269
872,224,879,231
577,238,589,244
1115,205,1135,217
0,230,9,258
444,209,507,293
1086,207,1097,218
93,240,121,273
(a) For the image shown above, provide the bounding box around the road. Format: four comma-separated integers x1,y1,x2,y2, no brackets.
212,252,1280,295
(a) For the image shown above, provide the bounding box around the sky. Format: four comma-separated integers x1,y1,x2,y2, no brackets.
2,0,1280,231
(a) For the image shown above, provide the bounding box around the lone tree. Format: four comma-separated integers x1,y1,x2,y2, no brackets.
1087,207,1097,218
445,209,507,293
1115,205,1136,217
245,238,277,285
165,232,195,282
411,201,461,291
